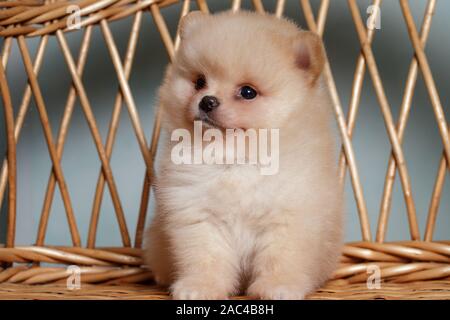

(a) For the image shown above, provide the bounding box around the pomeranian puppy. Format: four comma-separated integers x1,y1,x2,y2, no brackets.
145,10,344,300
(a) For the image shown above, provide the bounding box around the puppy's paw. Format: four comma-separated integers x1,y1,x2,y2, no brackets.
171,278,229,300
247,280,310,300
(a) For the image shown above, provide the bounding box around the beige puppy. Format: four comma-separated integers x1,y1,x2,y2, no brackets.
145,10,344,300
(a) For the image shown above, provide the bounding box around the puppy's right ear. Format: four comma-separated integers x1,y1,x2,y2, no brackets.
292,31,326,86
179,11,208,41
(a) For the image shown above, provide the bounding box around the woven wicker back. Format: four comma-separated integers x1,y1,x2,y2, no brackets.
0,0,449,285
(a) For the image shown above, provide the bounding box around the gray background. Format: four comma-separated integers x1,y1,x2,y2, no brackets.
0,0,449,246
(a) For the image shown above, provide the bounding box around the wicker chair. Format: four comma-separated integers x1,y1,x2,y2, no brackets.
0,0,449,300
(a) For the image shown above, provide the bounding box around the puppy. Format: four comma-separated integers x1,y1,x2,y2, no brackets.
145,10,344,300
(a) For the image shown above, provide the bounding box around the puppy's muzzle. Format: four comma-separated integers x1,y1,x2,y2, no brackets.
199,95,220,113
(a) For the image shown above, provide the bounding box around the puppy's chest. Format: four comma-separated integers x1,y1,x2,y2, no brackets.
204,166,274,218
167,164,282,223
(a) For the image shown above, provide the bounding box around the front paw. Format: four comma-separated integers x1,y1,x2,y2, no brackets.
171,277,229,300
247,280,310,300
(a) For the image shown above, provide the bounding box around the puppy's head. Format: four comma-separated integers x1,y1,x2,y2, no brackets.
159,10,326,131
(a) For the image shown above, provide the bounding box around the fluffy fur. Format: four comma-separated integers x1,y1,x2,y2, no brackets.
144,10,344,300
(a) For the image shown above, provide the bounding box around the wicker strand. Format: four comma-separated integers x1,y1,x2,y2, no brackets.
18,35,82,246
301,0,371,241
426,155,447,241
0,56,16,248
0,1,57,240
377,0,436,242
0,35,45,217
88,8,144,249
348,0,419,240
338,0,380,183
36,26,93,246
400,0,450,164
56,29,132,246
134,2,178,247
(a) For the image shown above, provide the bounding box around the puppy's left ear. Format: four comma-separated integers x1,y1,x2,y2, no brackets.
179,11,208,41
292,31,326,85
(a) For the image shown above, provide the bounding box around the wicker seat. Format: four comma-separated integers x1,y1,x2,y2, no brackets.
0,0,449,300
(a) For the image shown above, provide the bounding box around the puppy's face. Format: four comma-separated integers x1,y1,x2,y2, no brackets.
159,11,325,131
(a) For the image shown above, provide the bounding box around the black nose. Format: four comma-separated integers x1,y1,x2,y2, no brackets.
199,96,220,113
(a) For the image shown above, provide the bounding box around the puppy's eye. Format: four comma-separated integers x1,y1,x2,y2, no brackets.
239,85,257,100
195,75,206,90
